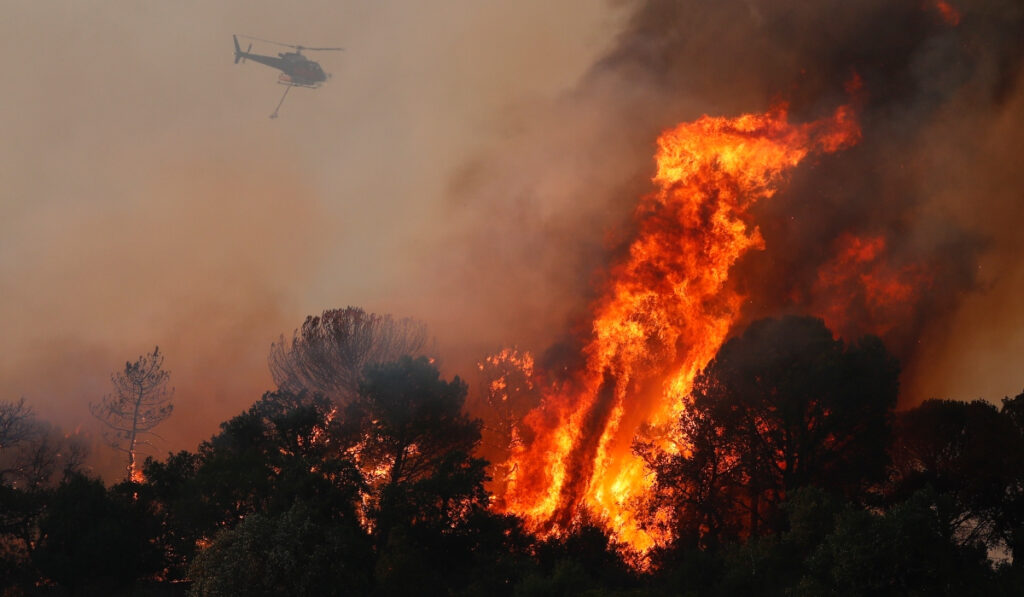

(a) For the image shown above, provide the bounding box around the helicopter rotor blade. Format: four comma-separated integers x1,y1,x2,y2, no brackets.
237,34,297,49
237,35,343,52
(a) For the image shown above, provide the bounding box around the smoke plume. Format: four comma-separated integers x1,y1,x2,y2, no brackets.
433,0,1024,406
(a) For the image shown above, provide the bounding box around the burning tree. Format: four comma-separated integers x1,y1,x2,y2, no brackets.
473,348,542,498
497,103,862,553
476,348,538,454
643,316,899,546
337,357,488,546
268,307,430,406
173,357,494,593
90,347,174,481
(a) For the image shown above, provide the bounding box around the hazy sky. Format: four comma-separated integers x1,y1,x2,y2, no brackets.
0,1,624,470
3,0,1023,476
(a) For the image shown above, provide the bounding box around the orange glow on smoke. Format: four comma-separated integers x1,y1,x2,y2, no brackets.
814,233,933,337
496,104,861,555
932,1,962,26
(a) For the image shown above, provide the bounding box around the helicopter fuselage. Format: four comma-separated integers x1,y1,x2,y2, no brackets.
236,49,327,87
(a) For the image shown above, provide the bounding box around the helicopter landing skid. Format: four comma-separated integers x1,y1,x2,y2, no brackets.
277,81,321,89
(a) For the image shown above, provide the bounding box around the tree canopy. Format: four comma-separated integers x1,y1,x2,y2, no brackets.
6,316,1024,595
268,307,429,406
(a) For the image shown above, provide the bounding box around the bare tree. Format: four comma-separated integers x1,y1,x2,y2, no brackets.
0,398,36,452
0,398,43,487
90,347,174,481
268,307,429,405
15,430,86,490
0,398,88,488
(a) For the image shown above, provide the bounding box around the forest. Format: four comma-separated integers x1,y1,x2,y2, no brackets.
2,309,1023,596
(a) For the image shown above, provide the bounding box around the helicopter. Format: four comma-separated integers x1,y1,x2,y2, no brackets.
233,34,343,118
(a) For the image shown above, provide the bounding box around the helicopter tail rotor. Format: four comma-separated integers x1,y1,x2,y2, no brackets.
233,35,252,64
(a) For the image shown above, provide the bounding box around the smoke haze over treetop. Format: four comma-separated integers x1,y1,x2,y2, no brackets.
0,1,621,476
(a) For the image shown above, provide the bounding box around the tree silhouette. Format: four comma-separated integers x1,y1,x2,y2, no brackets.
1,400,88,588
645,316,899,544
794,488,991,596
268,307,429,406
141,391,365,580
337,356,488,552
149,357,500,593
90,347,174,481
0,398,35,453
889,397,1024,555
1,398,41,488
188,503,372,597
31,474,163,592
998,390,1024,566
1,398,87,489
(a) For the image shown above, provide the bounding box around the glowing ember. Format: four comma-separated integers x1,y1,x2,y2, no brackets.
496,103,861,555
479,348,536,407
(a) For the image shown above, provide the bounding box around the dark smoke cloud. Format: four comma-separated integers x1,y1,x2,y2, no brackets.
437,0,1024,406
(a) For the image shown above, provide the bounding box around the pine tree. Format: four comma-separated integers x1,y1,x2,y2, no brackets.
90,347,173,481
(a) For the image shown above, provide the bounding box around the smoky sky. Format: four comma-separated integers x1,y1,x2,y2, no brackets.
3,0,1024,477
0,0,621,477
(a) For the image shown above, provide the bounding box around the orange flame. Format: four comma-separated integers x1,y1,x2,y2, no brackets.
496,104,861,555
